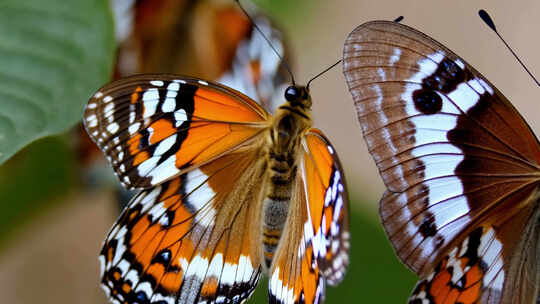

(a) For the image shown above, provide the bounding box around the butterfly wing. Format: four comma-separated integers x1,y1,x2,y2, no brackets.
115,0,290,110
83,74,269,190
408,203,540,304
217,14,291,112
268,129,349,304
343,21,540,303
100,148,267,304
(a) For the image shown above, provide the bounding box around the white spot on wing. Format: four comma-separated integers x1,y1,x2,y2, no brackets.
236,255,254,283
162,97,176,113
221,262,237,285
150,80,164,86
98,255,106,276
87,117,97,127
135,281,153,299
148,202,166,220
389,48,402,65
139,186,162,213
154,134,177,155
174,109,188,127
117,259,130,276
378,67,386,81
185,254,209,279
478,79,494,94
107,123,119,134
139,155,180,185
150,293,175,304
167,82,180,92
207,253,224,278
185,169,214,207
128,122,140,135
103,102,114,115
448,82,481,112
142,88,160,117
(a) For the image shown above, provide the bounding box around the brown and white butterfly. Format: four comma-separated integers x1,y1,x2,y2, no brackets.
343,21,540,303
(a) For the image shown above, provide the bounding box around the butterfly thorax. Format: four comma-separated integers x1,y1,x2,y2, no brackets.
262,85,312,268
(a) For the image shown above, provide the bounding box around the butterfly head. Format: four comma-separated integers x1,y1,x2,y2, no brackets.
284,85,312,109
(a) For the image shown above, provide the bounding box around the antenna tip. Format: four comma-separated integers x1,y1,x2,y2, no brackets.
393,16,404,23
479,9,497,32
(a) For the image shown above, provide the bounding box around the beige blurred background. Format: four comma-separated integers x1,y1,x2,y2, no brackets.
1,0,539,302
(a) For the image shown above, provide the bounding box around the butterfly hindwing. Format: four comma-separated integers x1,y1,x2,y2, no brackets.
100,147,267,304
83,75,269,189
268,129,349,304
410,199,540,304
343,21,540,303
302,129,350,285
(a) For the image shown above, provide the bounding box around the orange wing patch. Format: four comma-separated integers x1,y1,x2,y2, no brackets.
99,148,266,304
268,130,350,304
173,121,264,170
83,75,270,189
302,129,350,286
193,86,267,122
409,226,504,304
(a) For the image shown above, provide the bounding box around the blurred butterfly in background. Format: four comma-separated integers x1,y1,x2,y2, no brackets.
83,1,350,303
78,0,292,210
343,20,540,303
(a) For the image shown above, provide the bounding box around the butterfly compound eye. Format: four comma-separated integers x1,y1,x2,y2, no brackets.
285,86,300,102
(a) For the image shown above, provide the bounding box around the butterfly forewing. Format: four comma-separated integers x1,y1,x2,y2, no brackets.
343,21,540,303
100,147,267,304
83,75,269,189
268,129,349,304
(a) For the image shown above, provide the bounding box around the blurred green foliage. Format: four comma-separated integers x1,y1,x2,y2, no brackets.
0,0,115,165
253,0,315,23
0,136,75,247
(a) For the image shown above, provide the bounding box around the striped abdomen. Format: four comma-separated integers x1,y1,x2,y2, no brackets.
262,150,296,268
262,96,311,269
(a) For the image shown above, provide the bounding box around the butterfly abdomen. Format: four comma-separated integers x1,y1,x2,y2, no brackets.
262,151,296,267
262,97,312,268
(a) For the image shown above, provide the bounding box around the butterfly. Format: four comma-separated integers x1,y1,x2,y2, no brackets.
83,15,349,304
79,0,291,210
343,21,540,303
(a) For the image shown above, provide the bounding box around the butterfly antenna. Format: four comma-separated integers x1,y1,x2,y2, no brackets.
479,9,540,87
393,16,404,23
235,0,296,86
306,59,342,90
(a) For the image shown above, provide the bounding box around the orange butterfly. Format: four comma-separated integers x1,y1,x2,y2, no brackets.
84,11,349,304
79,0,292,210
343,21,540,303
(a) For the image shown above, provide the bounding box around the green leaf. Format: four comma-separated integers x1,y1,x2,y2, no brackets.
0,0,115,164
0,136,75,245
